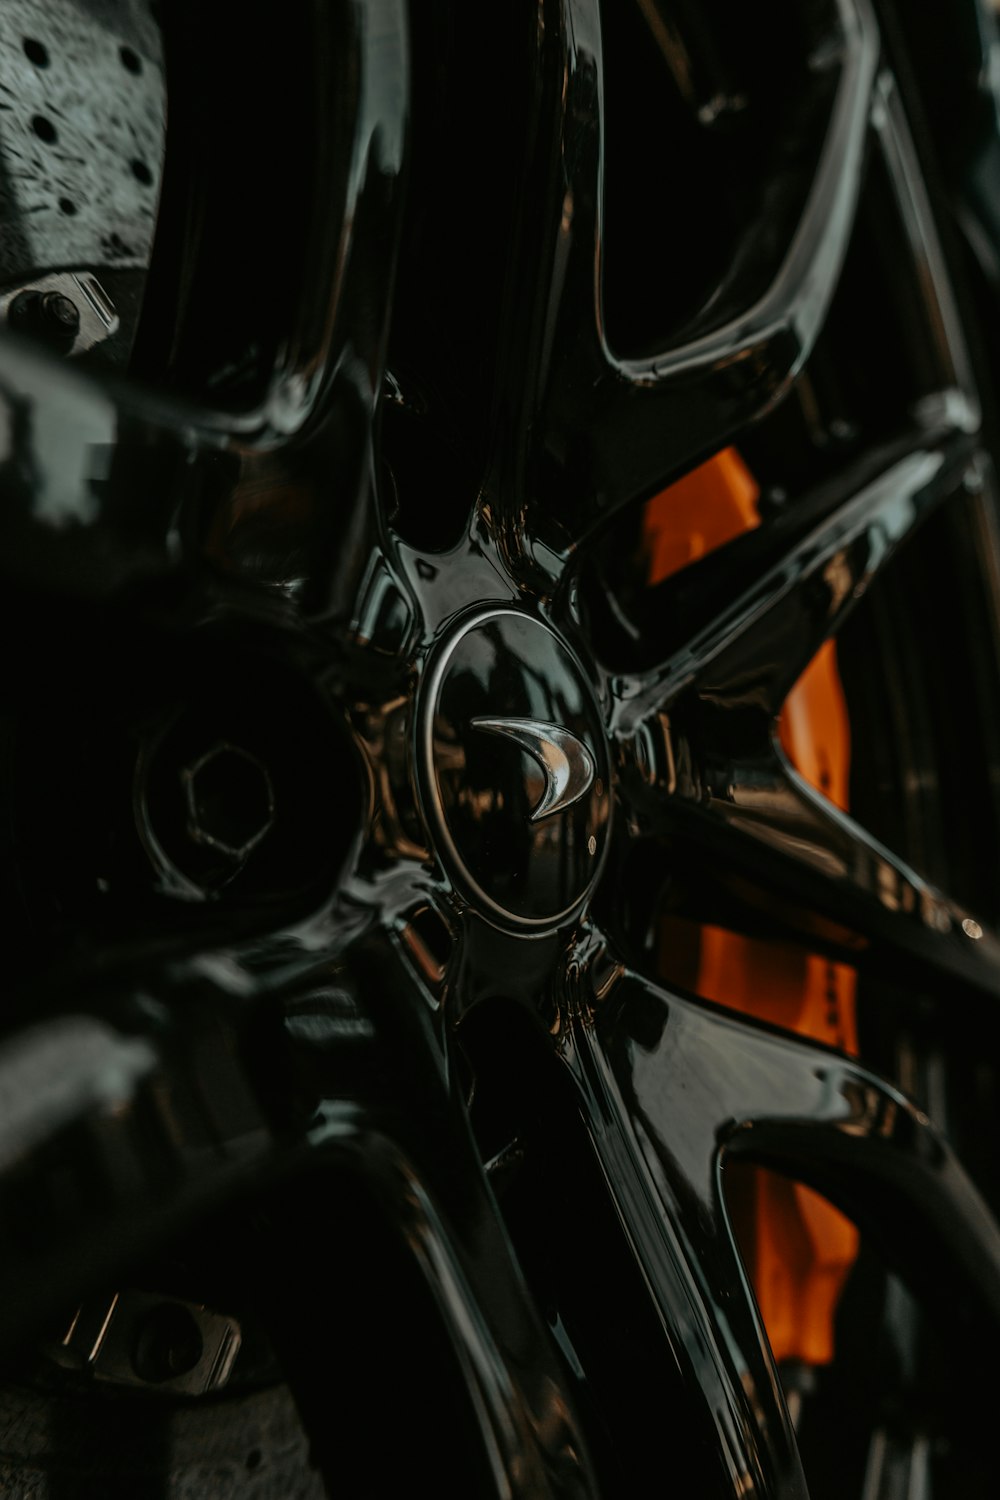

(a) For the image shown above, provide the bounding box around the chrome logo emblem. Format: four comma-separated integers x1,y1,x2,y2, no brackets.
470,718,595,822
418,608,611,932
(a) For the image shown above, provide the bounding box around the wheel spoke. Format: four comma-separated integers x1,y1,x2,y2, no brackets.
0,341,221,603
0,334,388,623
2,1,996,1489
134,0,408,450
0,914,599,1498
0,0,409,622
559,958,807,1500
581,961,1000,1328
643,742,1000,999
247,925,601,1497
487,0,878,580
559,954,1000,1492
611,417,1000,996
871,69,976,402
613,415,977,734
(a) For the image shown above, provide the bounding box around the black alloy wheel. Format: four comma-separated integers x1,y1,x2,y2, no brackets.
2,0,1000,1496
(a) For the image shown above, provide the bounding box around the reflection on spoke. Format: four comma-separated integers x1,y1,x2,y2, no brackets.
0,329,388,621
563,957,1000,1376
0,909,602,1498
558,961,808,1500
627,723,1000,999
612,420,977,735
486,0,879,580
0,0,410,620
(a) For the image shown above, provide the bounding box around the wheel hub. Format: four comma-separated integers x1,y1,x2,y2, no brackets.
418,607,611,932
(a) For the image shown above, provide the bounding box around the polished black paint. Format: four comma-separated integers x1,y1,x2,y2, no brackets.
485,0,878,588
0,0,1000,1497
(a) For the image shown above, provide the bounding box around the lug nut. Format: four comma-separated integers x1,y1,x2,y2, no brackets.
180,741,276,863
9,288,81,350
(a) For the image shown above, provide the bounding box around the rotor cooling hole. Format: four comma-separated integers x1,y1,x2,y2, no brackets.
30,114,56,144
22,37,48,68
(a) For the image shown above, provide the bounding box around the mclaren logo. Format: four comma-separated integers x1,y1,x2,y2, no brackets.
471,717,595,822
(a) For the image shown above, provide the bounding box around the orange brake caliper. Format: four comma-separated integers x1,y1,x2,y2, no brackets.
645,450,858,1367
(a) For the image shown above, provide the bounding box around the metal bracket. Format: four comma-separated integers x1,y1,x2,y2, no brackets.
47,1289,242,1397
0,270,118,356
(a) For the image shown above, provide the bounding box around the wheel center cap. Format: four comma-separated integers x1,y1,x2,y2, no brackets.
419,609,611,930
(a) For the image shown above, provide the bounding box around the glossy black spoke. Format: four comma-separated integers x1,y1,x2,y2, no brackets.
0,0,409,624
135,0,408,453
558,954,1000,1493
253,925,601,1499
558,958,807,1500
609,417,1000,997
0,341,220,604
3,0,999,1490
613,414,977,735
261,1129,599,1499
583,963,1000,1331
0,910,600,1498
0,334,387,625
622,688,1000,998
871,68,976,402
654,744,1000,999
0,909,391,1369
487,0,878,582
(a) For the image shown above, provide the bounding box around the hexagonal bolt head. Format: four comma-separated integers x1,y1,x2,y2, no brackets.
180,742,275,862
